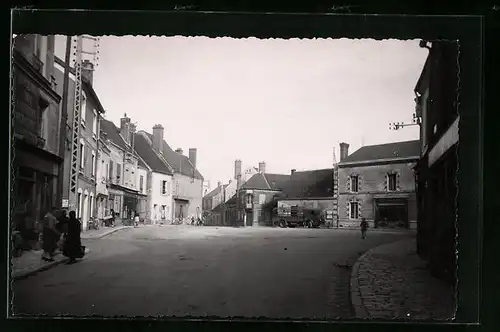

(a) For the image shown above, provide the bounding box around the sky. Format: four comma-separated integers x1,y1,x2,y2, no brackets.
54,36,428,190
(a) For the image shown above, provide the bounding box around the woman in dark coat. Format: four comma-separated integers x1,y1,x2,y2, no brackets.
63,210,83,264
42,207,62,261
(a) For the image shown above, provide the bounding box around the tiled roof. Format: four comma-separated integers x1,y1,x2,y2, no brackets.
340,140,421,164
100,119,128,150
241,173,290,190
213,193,237,212
203,184,228,199
281,169,334,199
133,133,173,175
144,133,204,181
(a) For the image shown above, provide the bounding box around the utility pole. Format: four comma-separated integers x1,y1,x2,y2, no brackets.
57,35,72,208
389,113,421,131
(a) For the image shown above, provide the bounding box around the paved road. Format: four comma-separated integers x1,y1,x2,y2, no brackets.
12,226,412,319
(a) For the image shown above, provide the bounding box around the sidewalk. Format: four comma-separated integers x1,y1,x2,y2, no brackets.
81,225,129,239
11,248,89,281
11,226,128,281
350,238,455,320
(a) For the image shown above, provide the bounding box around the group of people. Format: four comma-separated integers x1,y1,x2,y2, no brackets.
41,207,84,264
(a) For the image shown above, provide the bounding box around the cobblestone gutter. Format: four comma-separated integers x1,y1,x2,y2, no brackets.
350,238,455,320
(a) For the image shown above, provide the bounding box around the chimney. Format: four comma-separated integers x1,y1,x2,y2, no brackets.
218,181,222,188
175,148,183,155
82,59,94,85
120,113,131,144
152,124,164,154
291,169,296,175
340,142,350,162
258,161,266,174
234,159,242,180
188,148,197,168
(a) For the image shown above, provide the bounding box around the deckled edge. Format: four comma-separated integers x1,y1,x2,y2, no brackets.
452,38,460,321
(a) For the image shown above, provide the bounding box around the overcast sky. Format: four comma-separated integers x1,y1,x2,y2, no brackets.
55,36,428,189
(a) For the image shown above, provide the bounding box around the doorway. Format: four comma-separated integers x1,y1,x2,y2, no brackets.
375,200,408,228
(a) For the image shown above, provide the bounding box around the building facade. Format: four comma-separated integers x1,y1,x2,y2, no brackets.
134,128,174,224
413,40,459,285
53,56,104,230
12,34,62,226
277,168,335,225
95,131,111,220
336,141,420,229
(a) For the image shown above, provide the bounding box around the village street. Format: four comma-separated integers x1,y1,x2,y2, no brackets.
12,226,413,319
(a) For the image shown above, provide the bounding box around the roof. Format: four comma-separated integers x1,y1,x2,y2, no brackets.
241,173,290,191
144,132,204,180
203,184,228,199
133,133,173,175
415,55,430,94
212,193,238,212
340,140,421,164
100,119,128,150
281,169,334,199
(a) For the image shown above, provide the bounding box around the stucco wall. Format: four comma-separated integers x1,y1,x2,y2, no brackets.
173,174,203,218
150,172,173,223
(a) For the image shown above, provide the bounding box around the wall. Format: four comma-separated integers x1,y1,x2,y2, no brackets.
337,161,417,228
150,172,173,223
173,174,203,218
137,167,148,195
108,144,125,185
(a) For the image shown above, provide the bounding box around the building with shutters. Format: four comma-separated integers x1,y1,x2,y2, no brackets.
53,55,105,231
133,128,174,224
336,140,420,229
12,34,62,227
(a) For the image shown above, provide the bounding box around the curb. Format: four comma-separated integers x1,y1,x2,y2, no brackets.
350,249,371,319
81,226,129,240
12,248,91,281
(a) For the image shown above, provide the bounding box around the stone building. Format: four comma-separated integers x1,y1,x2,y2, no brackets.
12,34,62,225
237,162,290,227
277,168,335,224
53,55,105,230
336,140,420,229
95,130,111,221
413,40,459,285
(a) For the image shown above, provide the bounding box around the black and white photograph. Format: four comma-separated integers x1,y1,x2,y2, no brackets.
9,20,465,321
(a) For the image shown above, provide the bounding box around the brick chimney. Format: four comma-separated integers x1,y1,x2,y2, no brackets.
82,59,94,85
188,148,197,167
175,148,183,155
152,124,164,154
291,169,296,175
340,142,350,162
258,161,266,174
120,113,131,144
234,159,242,180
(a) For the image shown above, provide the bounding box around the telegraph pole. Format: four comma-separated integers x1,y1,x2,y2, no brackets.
57,35,72,208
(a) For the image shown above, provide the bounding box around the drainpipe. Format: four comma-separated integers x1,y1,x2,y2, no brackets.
57,35,71,207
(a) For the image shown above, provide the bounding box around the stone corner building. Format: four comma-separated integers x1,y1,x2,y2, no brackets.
336,140,420,229
12,34,62,224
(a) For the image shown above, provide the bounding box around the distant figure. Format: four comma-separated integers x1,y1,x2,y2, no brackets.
63,211,83,264
134,213,140,227
360,218,368,239
42,207,62,261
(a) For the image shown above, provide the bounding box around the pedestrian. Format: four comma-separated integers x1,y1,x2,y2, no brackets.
56,209,69,251
110,209,115,227
41,207,62,261
63,210,84,264
360,217,368,239
134,213,139,227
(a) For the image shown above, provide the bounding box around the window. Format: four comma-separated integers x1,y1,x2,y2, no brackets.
349,202,359,219
161,205,166,219
81,91,87,127
140,175,144,192
38,98,49,138
387,173,397,191
109,161,114,181
350,175,359,193
259,194,266,204
116,163,121,183
79,141,85,169
246,194,253,205
161,180,168,195
77,192,82,218
90,194,94,218
92,109,98,138
91,151,96,176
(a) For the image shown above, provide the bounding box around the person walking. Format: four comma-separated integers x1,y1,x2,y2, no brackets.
63,211,84,264
56,209,69,251
360,217,368,239
41,207,62,261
